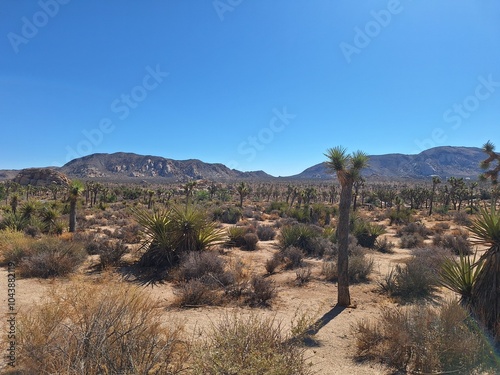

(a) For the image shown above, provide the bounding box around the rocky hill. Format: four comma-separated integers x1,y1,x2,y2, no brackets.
291,146,485,180
12,168,71,187
59,152,271,181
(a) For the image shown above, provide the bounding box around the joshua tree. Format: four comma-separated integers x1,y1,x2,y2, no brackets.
68,180,83,233
324,146,368,307
480,140,500,184
236,182,250,208
182,181,197,211
428,176,441,216
469,206,500,343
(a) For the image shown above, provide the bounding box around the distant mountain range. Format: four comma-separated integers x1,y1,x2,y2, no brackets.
292,146,485,180
0,146,488,183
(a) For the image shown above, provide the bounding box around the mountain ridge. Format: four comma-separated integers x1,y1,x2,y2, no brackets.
0,146,487,183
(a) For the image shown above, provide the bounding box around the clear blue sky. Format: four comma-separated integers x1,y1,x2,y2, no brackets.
1,1,499,177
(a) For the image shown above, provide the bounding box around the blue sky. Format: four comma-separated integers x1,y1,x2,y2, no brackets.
1,1,499,177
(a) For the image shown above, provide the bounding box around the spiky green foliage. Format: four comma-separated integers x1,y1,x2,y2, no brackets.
468,206,500,342
439,252,484,306
133,205,224,269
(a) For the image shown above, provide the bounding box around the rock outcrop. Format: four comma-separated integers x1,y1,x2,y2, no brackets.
13,168,71,187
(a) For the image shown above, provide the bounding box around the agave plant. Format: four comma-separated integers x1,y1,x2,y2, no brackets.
468,206,500,342
439,251,483,307
133,205,224,269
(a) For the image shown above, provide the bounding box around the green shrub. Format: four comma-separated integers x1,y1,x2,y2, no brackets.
279,224,328,256
352,219,386,248
213,206,242,224
354,301,496,373
322,252,373,283
387,208,412,225
227,226,252,248
191,313,312,375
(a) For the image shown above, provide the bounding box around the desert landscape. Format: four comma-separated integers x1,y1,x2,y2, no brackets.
0,144,499,374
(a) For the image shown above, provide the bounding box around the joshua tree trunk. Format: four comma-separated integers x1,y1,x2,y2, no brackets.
337,181,354,306
69,198,77,232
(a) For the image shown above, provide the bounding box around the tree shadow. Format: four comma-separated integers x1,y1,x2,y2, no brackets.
118,264,169,287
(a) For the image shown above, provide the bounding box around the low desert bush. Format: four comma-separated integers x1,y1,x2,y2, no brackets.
3,236,87,278
279,224,332,257
174,279,221,307
86,237,128,268
18,282,187,374
453,210,472,226
256,225,276,241
432,230,472,255
191,313,312,375
380,256,440,303
374,237,395,253
242,233,259,251
177,251,233,287
295,267,312,286
213,206,242,224
265,254,282,274
245,275,276,307
432,221,450,234
226,226,252,248
322,252,373,283
282,246,305,269
397,222,432,238
399,233,425,249
354,301,496,373
387,208,412,225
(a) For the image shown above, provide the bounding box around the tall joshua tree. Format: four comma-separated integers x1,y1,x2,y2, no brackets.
428,175,441,216
236,182,250,208
68,180,83,233
324,146,369,307
470,140,500,342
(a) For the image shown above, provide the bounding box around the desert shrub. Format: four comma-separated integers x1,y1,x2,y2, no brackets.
174,279,221,307
114,223,142,243
322,252,373,283
279,224,327,256
4,236,87,278
242,232,259,251
295,267,312,286
282,246,305,269
265,253,282,274
397,222,432,238
432,231,472,255
0,229,31,264
374,237,395,253
245,275,276,307
213,206,242,224
191,313,312,375
352,220,386,248
177,251,233,286
380,256,440,303
432,221,450,234
349,254,374,282
354,301,496,373
387,208,412,225
453,210,472,226
18,282,187,374
85,237,128,268
242,207,254,218
266,201,288,215
226,226,253,248
399,233,425,249
256,225,276,241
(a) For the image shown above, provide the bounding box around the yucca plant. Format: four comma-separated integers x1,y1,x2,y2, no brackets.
468,205,500,342
133,205,224,269
439,251,484,307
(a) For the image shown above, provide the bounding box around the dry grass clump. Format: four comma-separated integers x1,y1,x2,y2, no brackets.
1,234,87,278
354,301,496,374
191,313,312,375
17,282,187,374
